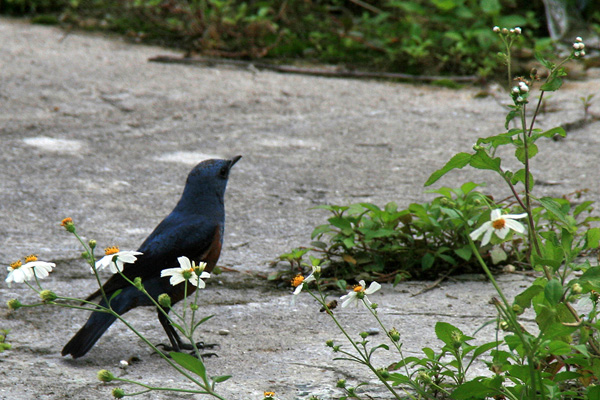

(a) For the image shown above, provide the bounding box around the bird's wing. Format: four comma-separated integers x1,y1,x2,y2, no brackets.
86,213,221,300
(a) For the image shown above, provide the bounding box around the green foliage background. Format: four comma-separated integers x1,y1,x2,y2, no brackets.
1,0,598,77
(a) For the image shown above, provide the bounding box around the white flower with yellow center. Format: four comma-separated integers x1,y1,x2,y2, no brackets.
5,255,55,287
291,265,320,295
340,280,381,308
161,256,210,288
470,209,527,246
95,246,142,274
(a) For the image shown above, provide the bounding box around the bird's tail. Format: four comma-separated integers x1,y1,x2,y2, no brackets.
61,309,117,358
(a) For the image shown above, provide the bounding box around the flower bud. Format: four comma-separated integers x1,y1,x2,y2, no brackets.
326,339,334,347
133,277,143,290
450,330,462,348
336,379,347,388
417,371,432,384
190,303,199,311
88,239,97,250
359,331,369,339
377,368,390,379
514,27,521,34
572,283,583,294
499,320,510,331
158,293,171,308
60,217,76,233
112,388,125,399
97,369,115,382
502,28,509,34
40,290,57,302
512,304,524,315
7,299,22,310
389,328,401,342
492,26,500,33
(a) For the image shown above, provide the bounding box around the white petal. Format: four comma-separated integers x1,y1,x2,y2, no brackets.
365,281,381,294
470,222,491,240
196,278,206,289
304,273,316,283
177,256,192,270
169,274,186,286
199,272,211,280
161,267,182,277
481,228,494,246
358,280,367,288
109,261,122,274
95,256,111,271
490,209,502,221
188,275,199,287
116,253,139,264
495,226,510,239
293,283,304,295
505,213,527,220
505,219,526,233
340,292,357,308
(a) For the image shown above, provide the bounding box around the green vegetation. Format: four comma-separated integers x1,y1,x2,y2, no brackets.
1,0,599,77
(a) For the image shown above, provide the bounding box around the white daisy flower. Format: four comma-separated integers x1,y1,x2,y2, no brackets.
291,265,320,295
340,280,381,308
160,256,210,288
5,255,55,287
95,246,142,274
470,209,527,246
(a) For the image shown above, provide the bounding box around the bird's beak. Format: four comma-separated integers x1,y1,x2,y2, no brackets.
229,155,242,169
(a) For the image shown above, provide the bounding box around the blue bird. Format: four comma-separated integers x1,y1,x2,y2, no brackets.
61,156,241,358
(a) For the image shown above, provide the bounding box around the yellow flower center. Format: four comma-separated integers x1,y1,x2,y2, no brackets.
61,217,73,226
264,392,275,398
104,246,120,255
291,275,304,288
25,254,38,263
10,260,22,269
492,218,506,230
353,285,364,292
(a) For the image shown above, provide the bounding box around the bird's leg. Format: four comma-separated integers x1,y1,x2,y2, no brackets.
155,309,218,357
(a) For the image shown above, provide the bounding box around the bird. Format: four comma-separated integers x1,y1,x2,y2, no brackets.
61,155,241,358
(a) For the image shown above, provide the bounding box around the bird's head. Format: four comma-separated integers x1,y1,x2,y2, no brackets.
177,155,241,210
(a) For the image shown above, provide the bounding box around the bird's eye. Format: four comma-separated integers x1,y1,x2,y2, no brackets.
219,166,229,178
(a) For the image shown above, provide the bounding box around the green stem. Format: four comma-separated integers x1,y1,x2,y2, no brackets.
309,287,405,400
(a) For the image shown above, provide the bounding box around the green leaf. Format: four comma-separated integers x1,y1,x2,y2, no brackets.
514,284,544,309
421,252,435,270
534,50,554,69
585,228,600,250
211,375,232,383
531,126,566,141
545,279,564,306
540,75,563,91
480,0,500,14
473,341,500,359
435,321,463,347
431,0,458,11
328,217,353,235
469,149,501,173
425,152,472,186
505,109,518,129
311,224,332,239
170,352,208,384
454,245,472,261
451,379,497,399
539,197,571,227
515,142,538,163
511,168,534,188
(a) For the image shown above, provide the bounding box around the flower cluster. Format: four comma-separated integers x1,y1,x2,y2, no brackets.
5,255,55,287
511,80,529,105
573,37,585,58
493,26,521,35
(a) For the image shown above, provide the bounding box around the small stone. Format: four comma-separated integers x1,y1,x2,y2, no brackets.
366,327,380,336
218,329,230,336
